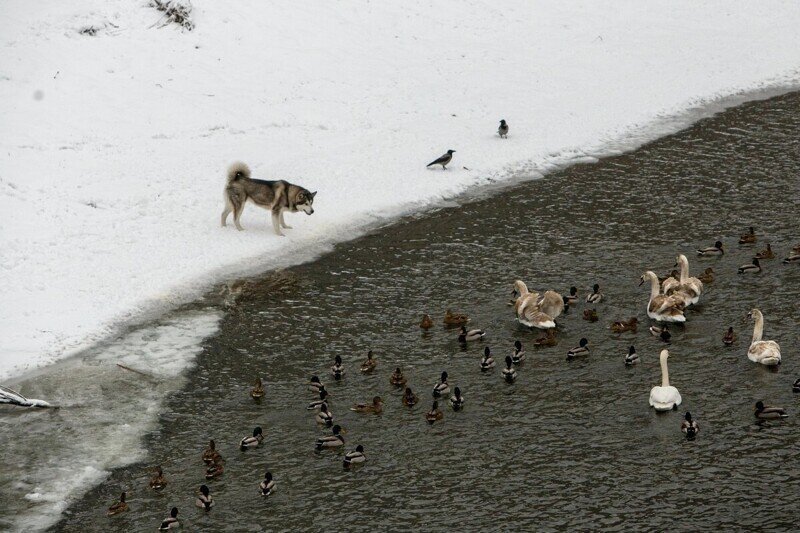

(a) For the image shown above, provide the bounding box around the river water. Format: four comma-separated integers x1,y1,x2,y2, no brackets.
2,91,800,532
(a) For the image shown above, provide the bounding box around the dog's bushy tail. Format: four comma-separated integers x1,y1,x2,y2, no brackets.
227,161,251,183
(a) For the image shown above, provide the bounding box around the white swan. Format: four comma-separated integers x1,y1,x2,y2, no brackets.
649,349,682,411
664,254,702,306
639,271,685,323
513,280,560,329
747,309,781,366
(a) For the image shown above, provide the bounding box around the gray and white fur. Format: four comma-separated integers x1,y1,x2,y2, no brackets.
221,162,316,236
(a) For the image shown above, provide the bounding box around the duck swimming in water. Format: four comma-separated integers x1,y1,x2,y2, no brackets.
260,472,275,497
202,440,220,465
722,327,736,346
480,346,495,371
250,377,265,399
792,378,800,393
316,404,334,426
624,346,639,366
449,387,465,411
611,317,638,333
567,338,590,360
697,267,714,284
307,388,329,411
681,412,699,439
583,309,599,322
315,424,345,449
205,458,224,480
240,427,264,450
196,485,213,511
426,401,444,424
308,375,325,394
158,507,180,530
420,314,434,329
150,467,167,490
351,396,383,414
331,356,346,380
754,400,787,420
783,252,800,264
458,325,485,343
755,243,774,259
586,284,603,303
738,258,761,274
501,356,517,383
360,350,377,373
390,367,407,387
565,286,578,304
697,240,724,256
107,492,129,516
444,309,469,326
650,325,671,343
402,387,419,407
511,340,525,365
432,371,450,397
343,445,366,468
533,329,557,346
738,226,756,244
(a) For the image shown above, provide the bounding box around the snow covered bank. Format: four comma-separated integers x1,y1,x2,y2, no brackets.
2,0,800,380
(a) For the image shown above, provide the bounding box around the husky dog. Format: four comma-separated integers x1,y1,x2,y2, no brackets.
221,162,316,236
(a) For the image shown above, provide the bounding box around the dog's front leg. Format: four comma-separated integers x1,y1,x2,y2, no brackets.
271,210,285,236
279,211,293,229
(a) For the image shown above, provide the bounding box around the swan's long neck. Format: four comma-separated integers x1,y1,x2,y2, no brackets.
649,275,661,299
660,352,670,387
515,281,529,296
751,314,764,343
678,256,690,283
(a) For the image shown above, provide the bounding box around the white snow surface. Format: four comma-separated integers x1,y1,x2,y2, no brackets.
2,0,800,380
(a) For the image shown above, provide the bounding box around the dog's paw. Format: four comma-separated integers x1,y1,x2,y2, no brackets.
282,225,293,230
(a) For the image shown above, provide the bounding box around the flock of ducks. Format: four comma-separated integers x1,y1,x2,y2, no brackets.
104,231,797,525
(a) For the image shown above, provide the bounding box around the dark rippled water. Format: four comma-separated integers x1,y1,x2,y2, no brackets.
43,92,800,530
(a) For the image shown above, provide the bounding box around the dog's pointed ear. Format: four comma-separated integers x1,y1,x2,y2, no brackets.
310,191,317,199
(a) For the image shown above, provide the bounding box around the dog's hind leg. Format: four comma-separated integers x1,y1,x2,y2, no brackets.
279,211,292,229
221,203,232,227
230,195,245,231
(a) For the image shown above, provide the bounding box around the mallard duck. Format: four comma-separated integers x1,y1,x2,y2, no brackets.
611,317,638,333
624,345,639,366
425,401,444,424
565,286,578,304
420,314,434,329
158,507,180,530
533,329,557,346
511,340,525,365
639,271,685,323
240,427,264,449
195,485,213,511
402,387,418,407
316,404,334,426
649,349,681,411
501,356,517,383
697,267,714,284
390,367,406,387
458,326,485,343
567,338,589,360
586,284,603,303
792,378,800,393
783,253,800,264
260,472,275,497
308,375,325,393
150,467,167,491
449,387,465,410
444,309,469,326
650,324,671,343
250,377,265,399
343,445,366,468
205,459,224,480
307,388,329,411
755,243,774,259
331,356,346,380
351,396,383,414
681,412,699,439
738,258,761,273
480,346,495,371
697,240,724,256
754,401,787,419
202,440,219,465
722,327,736,346
738,226,756,244
746,309,781,366
107,492,129,516
315,424,345,449
432,371,450,397
583,309,598,322
360,350,377,373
